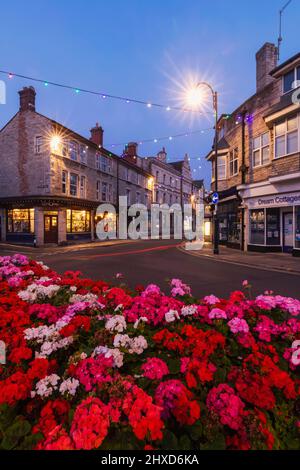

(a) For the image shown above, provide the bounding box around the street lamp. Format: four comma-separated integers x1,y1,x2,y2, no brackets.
186,82,219,254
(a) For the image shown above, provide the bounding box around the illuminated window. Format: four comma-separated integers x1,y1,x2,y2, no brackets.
66,210,91,233
7,209,34,233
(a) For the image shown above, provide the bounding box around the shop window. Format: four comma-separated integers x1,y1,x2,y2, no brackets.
275,115,299,158
66,210,90,233
250,209,265,245
228,213,241,244
252,132,270,167
295,207,300,249
7,209,34,233
266,208,280,245
219,216,228,241
70,173,78,196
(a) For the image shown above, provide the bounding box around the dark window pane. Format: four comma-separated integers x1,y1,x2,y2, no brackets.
266,208,280,245
283,70,294,93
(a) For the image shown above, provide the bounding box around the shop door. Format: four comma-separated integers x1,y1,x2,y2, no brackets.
283,212,293,252
44,215,58,243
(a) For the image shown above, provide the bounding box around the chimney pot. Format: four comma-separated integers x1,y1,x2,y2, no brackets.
18,86,36,112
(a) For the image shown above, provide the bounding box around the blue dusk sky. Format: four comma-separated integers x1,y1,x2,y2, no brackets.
0,0,299,185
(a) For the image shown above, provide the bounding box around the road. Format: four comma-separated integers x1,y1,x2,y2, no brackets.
1,239,299,299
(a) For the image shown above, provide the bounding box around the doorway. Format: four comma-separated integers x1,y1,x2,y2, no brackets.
44,214,58,244
283,212,293,252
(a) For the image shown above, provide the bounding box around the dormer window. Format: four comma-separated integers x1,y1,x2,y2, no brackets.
283,66,300,94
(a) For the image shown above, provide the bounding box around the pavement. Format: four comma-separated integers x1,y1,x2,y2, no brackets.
0,239,299,299
179,243,300,275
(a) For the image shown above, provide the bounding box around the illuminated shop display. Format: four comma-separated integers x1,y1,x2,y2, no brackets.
7,209,34,233
66,209,90,233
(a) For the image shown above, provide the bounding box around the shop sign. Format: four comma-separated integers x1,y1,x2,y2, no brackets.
248,193,300,208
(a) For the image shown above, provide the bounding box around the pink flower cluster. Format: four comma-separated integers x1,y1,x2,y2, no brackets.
228,317,249,334
170,278,191,297
141,357,169,380
206,383,245,431
256,295,300,316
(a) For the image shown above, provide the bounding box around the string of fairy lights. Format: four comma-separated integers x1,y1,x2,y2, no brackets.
0,69,212,114
0,69,252,174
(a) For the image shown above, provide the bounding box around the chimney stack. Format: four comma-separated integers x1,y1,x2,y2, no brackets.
126,142,138,157
19,86,36,112
256,43,278,92
157,147,167,162
90,122,104,147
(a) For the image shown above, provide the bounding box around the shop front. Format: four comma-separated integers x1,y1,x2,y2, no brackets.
240,184,300,256
0,197,97,246
216,189,242,249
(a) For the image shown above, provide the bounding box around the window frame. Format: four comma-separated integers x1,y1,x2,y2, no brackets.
282,66,300,94
80,175,86,199
69,141,78,161
79,145,87,165
34,136,43,154
252,132,270,168
274,114,299,159
62,170,67,194
229,148,239,177
69,173,78,196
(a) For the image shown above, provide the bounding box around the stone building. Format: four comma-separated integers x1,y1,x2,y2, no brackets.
206,42,300,256
122,143,204,207
0,87,153,245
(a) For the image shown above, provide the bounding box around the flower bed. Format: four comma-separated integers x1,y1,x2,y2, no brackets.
0,254,299,450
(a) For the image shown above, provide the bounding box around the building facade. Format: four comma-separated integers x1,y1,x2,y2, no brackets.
207,43,300,256
0,87,153,245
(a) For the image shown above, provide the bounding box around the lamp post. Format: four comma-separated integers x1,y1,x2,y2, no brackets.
195,82,219,255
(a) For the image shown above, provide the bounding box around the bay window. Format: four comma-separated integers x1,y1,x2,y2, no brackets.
275,115,299,158
253,132,270,167
218,155,227,180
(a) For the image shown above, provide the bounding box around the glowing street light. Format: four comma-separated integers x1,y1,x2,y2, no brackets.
185,81,219,255
50,135,61,152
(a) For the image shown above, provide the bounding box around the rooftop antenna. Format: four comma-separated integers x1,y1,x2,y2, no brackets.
278,0,292,61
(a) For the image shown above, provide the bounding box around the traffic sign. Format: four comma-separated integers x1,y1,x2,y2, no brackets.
212,192,219,204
